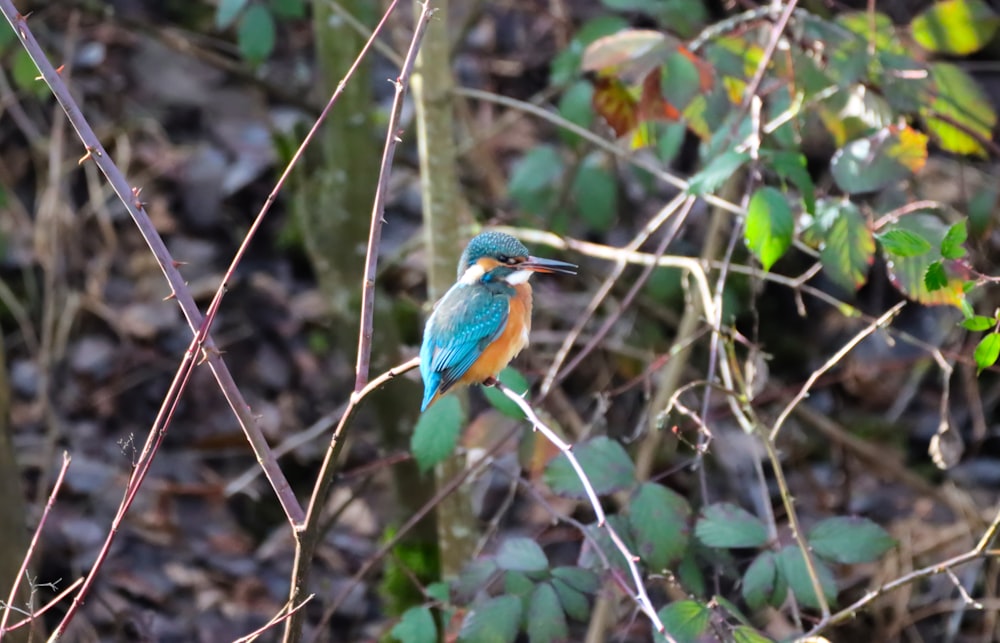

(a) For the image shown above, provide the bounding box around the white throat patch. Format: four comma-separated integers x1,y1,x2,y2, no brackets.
504,269,534,285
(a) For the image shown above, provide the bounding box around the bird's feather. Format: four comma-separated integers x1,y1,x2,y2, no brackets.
420,283,509,410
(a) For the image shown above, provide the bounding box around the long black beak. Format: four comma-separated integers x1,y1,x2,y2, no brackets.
521,256,577,275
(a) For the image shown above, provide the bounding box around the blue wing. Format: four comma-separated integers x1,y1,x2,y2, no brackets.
420,284,508,411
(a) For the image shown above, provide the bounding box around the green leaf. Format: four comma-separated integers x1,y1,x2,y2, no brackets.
216,0,248,29
974,333,1000,374
628,482,691,569
809,516,896,564
741,551,779,610
509,145,564,215
831,127,928,194
557,80,595,145
544,436,635,498
883,214,967,307
411,396,464,473
426,581,450,603
551,578,590,621
876,229,932,257
695,503,769,548
776,546,838,610
941,220,968,259
503,570,534,598
269,0,306,19
391,606,438,643
459,595,522,643
496,537,549,573
657,600,711,643
550,17,629,86
550,566,600,594
911,0,999,55
453,559,498,602
572,157,618,232
12,49,48,100
580,515,634,573
238,5,276,64
688,151,750,196
925,261,948,292
924,63,997,157
821,201,875,293
767,151,815,215
482,367,530,419
526,582,568,643
962,315,996,331
744,187,793,272
732,625,776,643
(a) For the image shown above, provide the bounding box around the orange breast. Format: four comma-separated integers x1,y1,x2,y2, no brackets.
459,283,532,386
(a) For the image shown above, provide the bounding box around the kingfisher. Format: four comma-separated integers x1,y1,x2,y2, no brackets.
420,231,577,411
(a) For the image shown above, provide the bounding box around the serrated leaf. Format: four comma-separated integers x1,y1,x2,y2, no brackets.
551,566,600,594
572,158,618,232
459,595,522,643
962,315,995,331
876,229,932,257
821,202,875,292
925,261,947,291
809,516,896,564
526,582,568,643
391,606,437,643
496,537,549,573
924,63,997,156
883,214,968,307
695,503,769,548
745,187,793,272
628,482,691,570
238,5,276,63
741,551,778,610
216,0,249,29
687,151,749,196
776,546,838,610
911,0,1000,55
551,578,590,621
657,600,711,643
941,220,968,259
544,436,635,498
411,395,464,473
975,334,1000,374
482,367,530,419
831,127,927,194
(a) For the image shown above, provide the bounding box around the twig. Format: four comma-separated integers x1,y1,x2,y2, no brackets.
0,0,303,525
539,193,694,396
491,381,671,639
233,596,314,643
803,506,1000,639
770,301,906,441
0,452,70,635
1,577,83,634
354,1,434,390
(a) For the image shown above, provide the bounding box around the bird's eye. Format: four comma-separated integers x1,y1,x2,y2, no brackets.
497,254,509,264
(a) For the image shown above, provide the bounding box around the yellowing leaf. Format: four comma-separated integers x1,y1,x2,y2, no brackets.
924,62,997,157
911,0,1000,55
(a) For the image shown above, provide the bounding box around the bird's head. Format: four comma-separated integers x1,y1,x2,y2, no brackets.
457,231,577,286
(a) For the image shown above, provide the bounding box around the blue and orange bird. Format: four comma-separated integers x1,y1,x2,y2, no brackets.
419,231,577,411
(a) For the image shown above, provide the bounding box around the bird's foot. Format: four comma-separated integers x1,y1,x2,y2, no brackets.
482,376,499,387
